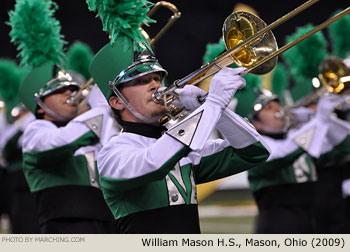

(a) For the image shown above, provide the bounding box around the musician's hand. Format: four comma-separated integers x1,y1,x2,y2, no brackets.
206,67,247,111
175,85,207,111
316,94,340,120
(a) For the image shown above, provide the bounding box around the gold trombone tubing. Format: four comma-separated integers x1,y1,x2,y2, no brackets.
248,7,350,74
171,0,320,89
147,1,181,45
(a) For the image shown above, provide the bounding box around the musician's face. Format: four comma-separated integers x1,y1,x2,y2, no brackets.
109,73,166,124
37,86,79,122
254,100,285,134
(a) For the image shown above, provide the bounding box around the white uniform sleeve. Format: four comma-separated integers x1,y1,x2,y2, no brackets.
216,108,269,150
260,135,300,161
22,105,118,152
98,133,186,179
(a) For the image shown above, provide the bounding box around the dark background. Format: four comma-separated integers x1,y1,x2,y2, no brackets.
1,0,349,83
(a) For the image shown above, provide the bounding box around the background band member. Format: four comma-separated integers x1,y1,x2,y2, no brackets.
8,0,119,233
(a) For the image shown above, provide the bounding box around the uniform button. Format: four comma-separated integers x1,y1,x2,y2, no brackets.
92,125,97,130
178,129,185,136
171,194,178,202
194,192,197,200
91,179,96,183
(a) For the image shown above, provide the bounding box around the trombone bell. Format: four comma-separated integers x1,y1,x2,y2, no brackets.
223,12,278,75
318,56,350,94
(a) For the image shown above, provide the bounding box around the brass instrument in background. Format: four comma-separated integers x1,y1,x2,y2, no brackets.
153,0,350,125
67,1,181,109
285,56,350,111
276,57,350,129
66,77,94,113
142,1,181,46
319,56,350,94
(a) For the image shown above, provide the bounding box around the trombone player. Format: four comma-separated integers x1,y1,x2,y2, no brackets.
8,0,119,233
89,32,271,233
246,85,350,233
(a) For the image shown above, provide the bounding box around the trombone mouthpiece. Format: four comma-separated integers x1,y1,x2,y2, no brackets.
66,92,76,105
275,111,284,119
152,92,164,103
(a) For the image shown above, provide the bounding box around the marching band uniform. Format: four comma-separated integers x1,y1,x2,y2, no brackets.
0,58,40,233
8,0,119,233
1,111,40,233
20,74,119,233
247,92,350,233
89,35,270,233
0,106,11,230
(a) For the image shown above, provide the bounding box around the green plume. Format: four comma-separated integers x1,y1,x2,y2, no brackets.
86,0,155,48
328,9,350,58
282,24,328,85
202,38,226,64
271,63,289,102
0,59,28,104
66,41,94,79
8,0,66,68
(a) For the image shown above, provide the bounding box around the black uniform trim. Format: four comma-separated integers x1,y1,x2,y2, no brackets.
253,182,316,234
122,121,166,139
34,185,114,225
116,204,201,234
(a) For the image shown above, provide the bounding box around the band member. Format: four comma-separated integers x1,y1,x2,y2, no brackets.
87,24,272,232
8,0,119,233
0,59,40,233
247,89,350,233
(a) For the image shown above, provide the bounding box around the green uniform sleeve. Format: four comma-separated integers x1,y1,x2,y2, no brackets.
193,142,269,184
248,148,304,177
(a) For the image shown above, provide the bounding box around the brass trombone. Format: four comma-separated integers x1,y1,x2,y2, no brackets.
285,56,350,111
276,56,350,130
153,0,350,124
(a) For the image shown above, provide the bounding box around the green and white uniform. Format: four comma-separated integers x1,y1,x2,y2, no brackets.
1,112,40,233
98,106,270,233
248,114,350,233
22,88,120,229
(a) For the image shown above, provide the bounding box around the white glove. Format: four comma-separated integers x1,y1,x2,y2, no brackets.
338,94,350,111
316,94,341,121
206,67,247,111
342,179,350,198
288,107,315,123
174,85,207,111
87,84,108,108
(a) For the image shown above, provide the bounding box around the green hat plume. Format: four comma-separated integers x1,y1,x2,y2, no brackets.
271,63,289,104
8,0,66,68
0,59,29,118
8,0,67,114
66,41,94,80
202,38,226,64
328,9,350,58
282,24,328,101
86,0,155,50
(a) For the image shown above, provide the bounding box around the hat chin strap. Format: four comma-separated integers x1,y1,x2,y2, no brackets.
36,98,72,122
112,86,160,125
